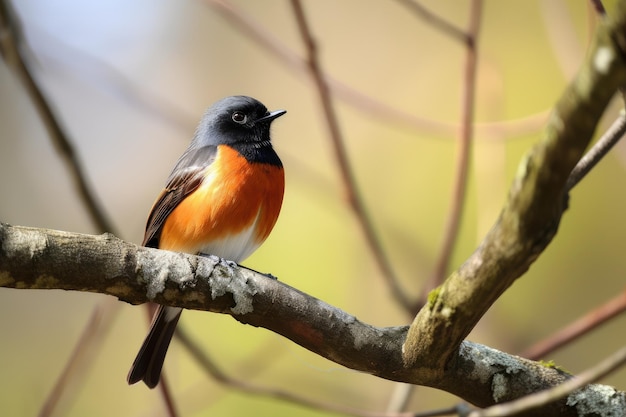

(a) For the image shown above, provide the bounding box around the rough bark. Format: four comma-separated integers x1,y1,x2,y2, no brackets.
0,223,624,416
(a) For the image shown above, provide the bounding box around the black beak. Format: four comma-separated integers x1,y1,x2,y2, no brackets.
255,109,287,124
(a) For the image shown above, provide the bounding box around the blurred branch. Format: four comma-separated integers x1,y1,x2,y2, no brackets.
540,0,586,80
157,369,179,417
420,0,482,306
290,0,412,310
521,287,626,360
590,0,608,16
204,0,547,141
37,298,121,417
402,0,626,372
0,0,115,234
38,32,196,134
393,0,469,43
3,223,625,415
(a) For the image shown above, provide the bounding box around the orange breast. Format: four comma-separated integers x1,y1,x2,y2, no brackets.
159,145,284,260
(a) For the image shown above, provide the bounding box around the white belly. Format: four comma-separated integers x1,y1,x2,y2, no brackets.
196,210,262,263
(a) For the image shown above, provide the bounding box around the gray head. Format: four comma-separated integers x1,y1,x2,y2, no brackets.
192,96,286,149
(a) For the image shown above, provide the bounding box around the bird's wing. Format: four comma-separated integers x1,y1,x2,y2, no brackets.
142,145,218,248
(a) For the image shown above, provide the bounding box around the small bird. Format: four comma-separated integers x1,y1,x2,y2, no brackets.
127,95,286,388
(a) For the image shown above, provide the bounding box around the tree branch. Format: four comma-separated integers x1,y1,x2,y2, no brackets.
402,0,626,372
468,344,626,417
1,222,624,416
393,0,469,44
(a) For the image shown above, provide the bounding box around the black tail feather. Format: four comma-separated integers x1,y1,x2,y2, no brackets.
127,305,182,388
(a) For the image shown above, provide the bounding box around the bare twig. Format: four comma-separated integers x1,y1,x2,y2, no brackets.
566,111,626,190
34,31,196,135
420,0,483,304
517,114,626,362
289,0,413,310
590,0,608,16
37,298,121,417
521,287,626,360
393,0,469,43
468,344,626,417
158,372,179,417
386,383,415,413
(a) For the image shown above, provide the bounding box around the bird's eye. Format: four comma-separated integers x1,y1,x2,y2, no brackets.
232,111,247,124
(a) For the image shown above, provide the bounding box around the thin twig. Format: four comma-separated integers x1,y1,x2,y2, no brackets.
34,31,196,135
590,0,607,16
393,0,469,43
0,0,115,234
37,299,121,417
203,0,547,142
566,111,626,190
289,0,413,310
521,287,626,360
386,383,414,413
158,366,179,417
419,0,483,304
467,344,626,417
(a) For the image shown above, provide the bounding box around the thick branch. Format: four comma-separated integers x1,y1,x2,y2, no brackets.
403,0,626,371
1,223,624,416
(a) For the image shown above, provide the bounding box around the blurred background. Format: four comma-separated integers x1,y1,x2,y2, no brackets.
1,0,625,416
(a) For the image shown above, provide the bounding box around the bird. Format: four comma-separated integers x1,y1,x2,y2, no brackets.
127,95,286,388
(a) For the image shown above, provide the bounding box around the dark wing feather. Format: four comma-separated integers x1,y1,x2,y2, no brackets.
142,145,218,248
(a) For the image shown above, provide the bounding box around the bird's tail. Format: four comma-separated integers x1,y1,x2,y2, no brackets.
127,305,182,388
